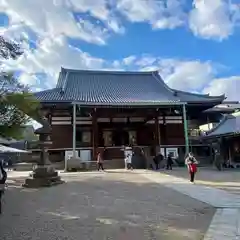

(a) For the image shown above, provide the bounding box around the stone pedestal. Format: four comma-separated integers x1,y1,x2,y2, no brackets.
23,166,64,188
23,116,64,188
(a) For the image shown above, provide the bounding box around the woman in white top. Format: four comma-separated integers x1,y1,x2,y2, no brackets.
124,147,133,170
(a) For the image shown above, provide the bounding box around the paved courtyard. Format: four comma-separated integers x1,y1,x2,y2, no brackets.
159,167,240,195
0,171,214,240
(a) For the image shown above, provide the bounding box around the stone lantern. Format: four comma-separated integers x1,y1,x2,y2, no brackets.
23,116,64,188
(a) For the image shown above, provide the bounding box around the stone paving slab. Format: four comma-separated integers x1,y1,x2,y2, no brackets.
0,171,214,240
141,171,240,208
139,170,240,240
203,209,238,240
157,168,240,195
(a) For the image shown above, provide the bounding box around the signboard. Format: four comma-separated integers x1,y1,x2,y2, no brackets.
166,148,178,159
79,149,91,162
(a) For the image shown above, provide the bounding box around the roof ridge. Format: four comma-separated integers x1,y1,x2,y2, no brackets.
61,71,69,94
151,71,176,95
61,67,155,75
34,88,60,95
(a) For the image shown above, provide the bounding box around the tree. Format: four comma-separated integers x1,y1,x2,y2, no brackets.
0,37,39,139
0,36,23,60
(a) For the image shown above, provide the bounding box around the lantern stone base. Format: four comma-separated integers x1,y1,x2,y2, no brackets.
22,166,64,188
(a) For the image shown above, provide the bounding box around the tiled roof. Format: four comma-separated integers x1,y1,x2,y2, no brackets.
204,112,240,138
203,103,240,113
34,68,225,106
172,90,225,103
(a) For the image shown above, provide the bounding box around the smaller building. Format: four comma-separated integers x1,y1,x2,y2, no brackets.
203,102,240,115
202,111,240,163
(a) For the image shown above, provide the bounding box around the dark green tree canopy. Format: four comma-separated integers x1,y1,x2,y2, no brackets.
0,36,39,139
0,36,23,59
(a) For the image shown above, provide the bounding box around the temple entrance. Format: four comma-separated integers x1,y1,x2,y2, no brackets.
112,130,129,146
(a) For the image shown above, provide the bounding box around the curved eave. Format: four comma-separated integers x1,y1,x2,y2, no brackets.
172,88,225,99
33,88,187,107
170,88,225,104
203,108,236,114
201,131,240,140
71,101,187,107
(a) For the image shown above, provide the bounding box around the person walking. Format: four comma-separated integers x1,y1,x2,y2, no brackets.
185,152,198,183
166,153,173,170
153,153,164,170
126,152,133,170
97,151,104,171
124,148,133,170
0,159,7,214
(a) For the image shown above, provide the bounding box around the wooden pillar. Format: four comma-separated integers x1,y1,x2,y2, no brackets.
162,113,167,157
72,103,77,158
182,104,189,155
228,140,232,164
47,108,53,125
154,109,160,155
92,108,98,160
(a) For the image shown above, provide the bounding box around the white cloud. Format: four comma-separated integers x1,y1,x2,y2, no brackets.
189,0,240,40
1,0,115,45
131,56,240,101
156,58,240,101
2,35,106,86
135,56,157,67
0,23,31,43
133,57,217,92
1,0,240,44
18,72,39,86
203,76,240,100
2,39,240,101
117,0,186,30
122,55,136,65
67,0,125,34
67,0,110,21
0,0,240,102
161,60,215,91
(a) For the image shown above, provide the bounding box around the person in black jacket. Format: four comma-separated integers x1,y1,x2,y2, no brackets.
0,159,7,214
153,153,164,170
166,153,173,170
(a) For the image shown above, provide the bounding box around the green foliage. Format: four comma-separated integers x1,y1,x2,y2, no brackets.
0,76,39,138
0,36,23,59
0,37,39,138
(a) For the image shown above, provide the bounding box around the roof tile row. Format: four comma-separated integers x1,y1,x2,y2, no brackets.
35,69,225,106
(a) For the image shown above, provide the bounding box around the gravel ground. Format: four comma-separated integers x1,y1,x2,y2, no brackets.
0,171,215,240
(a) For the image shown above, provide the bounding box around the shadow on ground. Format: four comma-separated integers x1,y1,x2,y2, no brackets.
0,172,214,240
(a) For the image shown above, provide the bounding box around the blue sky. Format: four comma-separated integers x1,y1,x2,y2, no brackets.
1,0,240,101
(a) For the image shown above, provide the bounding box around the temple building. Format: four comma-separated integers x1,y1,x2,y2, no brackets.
34,68,225,167
202,110,240,165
